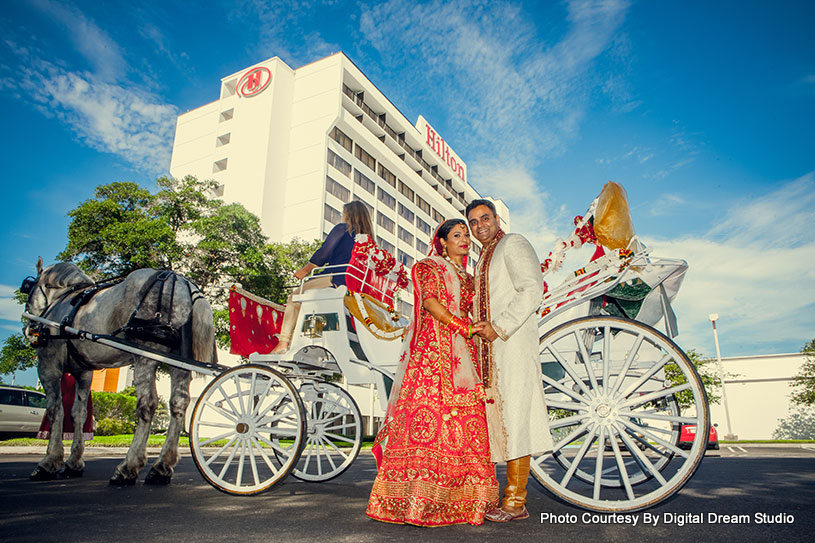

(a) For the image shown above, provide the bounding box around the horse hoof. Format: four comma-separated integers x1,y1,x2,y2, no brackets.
56,465,84,479
144,468,172,485
109,473,137,486
29,466,57,481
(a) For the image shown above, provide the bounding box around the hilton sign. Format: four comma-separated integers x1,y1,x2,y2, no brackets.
237,66,272,98
416,116,467,183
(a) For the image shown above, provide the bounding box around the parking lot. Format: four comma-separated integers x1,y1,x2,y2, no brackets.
1,443,813,543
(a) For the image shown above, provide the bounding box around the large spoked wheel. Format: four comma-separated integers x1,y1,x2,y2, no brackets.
281,380,363,482
189,365,306,495
532,316,708,512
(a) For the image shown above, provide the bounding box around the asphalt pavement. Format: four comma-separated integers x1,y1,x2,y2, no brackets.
1,445,813,543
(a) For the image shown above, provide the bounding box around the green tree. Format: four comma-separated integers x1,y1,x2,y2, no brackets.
772,407,815,440
664,349,722,410
57,175,320,350
1,290,37,381
0,333,37,382
790,338,815,406
58,181,175,276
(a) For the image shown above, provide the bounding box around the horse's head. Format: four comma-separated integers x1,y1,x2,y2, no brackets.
22,257,93,341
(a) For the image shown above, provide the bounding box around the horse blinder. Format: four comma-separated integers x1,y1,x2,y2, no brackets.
20,276,37,295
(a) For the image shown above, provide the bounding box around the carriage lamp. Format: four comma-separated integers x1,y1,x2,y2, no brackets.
304,314,327,338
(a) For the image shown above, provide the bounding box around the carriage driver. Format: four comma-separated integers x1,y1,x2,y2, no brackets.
467,199,554,522
273,201,375,354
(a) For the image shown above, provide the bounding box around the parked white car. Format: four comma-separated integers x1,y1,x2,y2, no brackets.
0,385,46,437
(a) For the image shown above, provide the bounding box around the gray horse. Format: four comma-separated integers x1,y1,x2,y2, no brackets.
22,258,216,485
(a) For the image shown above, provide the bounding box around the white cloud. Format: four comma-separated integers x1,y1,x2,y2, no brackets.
1,44,178,175
643,173,815,355
708,173,815,248
235,0,341,68
0,284,24,322
359,0,631,166
29,0,126,82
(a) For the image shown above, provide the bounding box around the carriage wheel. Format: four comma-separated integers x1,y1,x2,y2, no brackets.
278,381,363,482
532,316,708,512
189,365,306,495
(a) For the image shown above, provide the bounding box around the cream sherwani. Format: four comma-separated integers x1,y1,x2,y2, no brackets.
475,233,554,462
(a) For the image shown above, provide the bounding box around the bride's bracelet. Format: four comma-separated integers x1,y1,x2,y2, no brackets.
446,315,473,338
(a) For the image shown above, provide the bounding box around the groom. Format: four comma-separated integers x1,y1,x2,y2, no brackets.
466,199,553,522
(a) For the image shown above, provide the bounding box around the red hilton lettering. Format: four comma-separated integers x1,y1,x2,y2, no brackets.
245,70,262,91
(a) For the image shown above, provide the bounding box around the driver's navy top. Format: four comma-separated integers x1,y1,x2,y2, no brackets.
309,223,355,287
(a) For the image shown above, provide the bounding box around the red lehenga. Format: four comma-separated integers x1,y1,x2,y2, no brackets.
366,255,499,526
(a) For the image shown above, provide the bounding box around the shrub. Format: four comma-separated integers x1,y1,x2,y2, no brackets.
91,387,169,436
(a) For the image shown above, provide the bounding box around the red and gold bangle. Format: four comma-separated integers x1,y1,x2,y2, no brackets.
447,315,472,338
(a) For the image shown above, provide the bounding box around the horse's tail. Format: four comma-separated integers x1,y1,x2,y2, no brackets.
191,297,218,365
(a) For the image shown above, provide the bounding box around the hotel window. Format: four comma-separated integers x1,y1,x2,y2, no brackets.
377,211,395,234
398,180,415,201
216,133,231,147
354,169,375,195
416,240,428,255
327,149,352,177
416,218,431,236
432,208,444,224
360,199,374,218
377,187,396,210
415,195,430,216
326,176,350,203
377,236,395,255
397,203,415,223
377,164,397,188
398,226,414,246
221,79,237,98
330,127,353,153
219,108,234,122
212,158,228,172
324,204,342,225
354,144,376,171
398,250,414,268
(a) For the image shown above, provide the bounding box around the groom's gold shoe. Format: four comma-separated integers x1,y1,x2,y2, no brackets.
486,456,532,522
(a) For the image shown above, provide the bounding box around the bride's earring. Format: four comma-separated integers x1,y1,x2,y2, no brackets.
442,244,448,257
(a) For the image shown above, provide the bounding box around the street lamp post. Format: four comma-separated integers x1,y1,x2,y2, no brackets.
709,313,737,440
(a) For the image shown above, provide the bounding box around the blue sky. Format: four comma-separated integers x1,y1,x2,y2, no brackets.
1,0,813,386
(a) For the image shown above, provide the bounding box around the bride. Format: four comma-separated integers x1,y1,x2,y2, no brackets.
366,219,498,526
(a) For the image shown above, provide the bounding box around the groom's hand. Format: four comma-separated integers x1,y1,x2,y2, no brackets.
474,321,499,342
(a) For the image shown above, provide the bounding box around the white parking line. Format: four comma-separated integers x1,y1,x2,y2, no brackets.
802,445,815,451
726,446,748,454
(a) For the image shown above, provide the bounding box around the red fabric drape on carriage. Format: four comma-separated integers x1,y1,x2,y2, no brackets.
228,287,285,357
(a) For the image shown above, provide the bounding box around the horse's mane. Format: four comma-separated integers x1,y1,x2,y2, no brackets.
44,262,94,289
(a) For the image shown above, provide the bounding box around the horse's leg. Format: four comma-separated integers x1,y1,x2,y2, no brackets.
110,360,158,486
30,361,64,480
145,367,191,485
58,370,93,478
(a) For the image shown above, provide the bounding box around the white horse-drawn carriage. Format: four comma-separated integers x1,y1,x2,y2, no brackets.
23,188,707,513
186,189,706,513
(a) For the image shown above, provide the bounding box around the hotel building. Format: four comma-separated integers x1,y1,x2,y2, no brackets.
169,52,509,296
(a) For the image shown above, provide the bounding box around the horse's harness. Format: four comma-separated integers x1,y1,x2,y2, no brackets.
21,271,205,368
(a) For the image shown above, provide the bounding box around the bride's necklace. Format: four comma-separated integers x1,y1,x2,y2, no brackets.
444,255,466,276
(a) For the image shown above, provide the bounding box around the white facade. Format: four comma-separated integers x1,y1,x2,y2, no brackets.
711,352,809,440
170,53,508,277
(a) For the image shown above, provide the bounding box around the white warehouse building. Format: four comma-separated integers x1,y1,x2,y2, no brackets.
169,52,509,279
